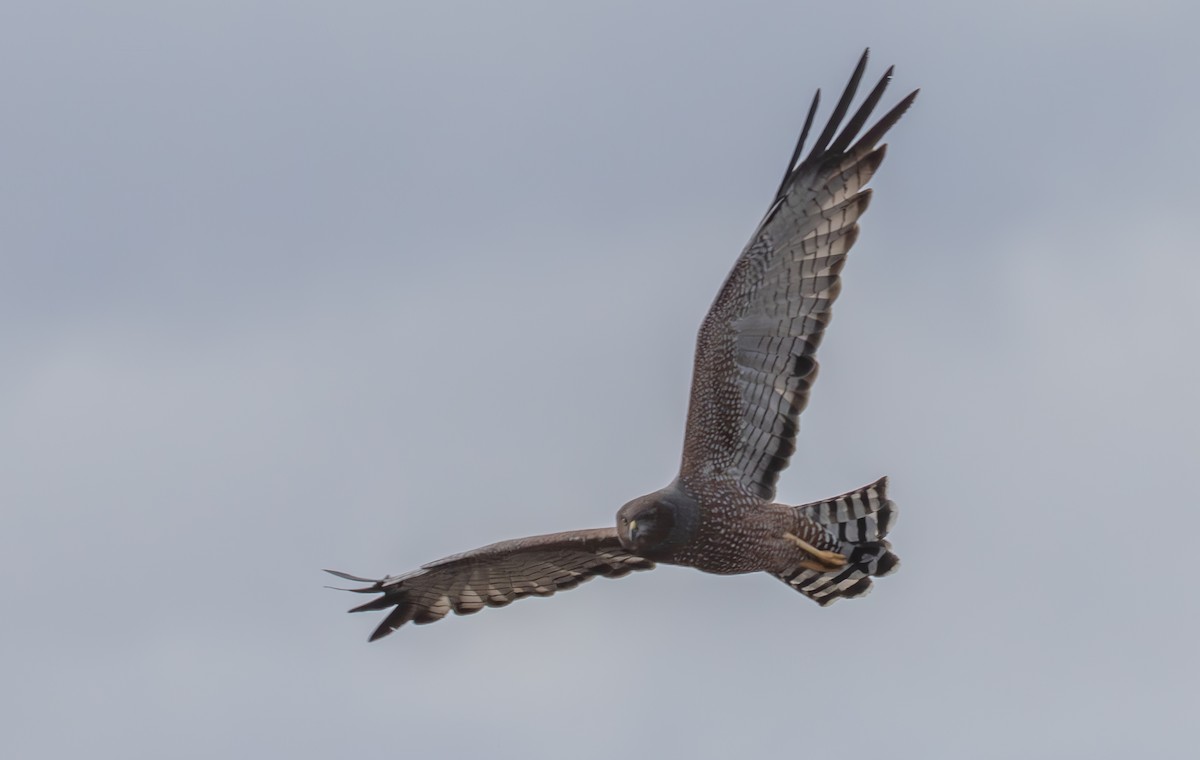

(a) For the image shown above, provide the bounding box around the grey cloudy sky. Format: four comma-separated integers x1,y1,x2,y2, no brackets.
3,2,1198,758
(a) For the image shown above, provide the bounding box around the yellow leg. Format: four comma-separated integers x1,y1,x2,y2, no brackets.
782,532,846,570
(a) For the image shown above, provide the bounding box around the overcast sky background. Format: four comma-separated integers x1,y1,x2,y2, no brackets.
4,2,1198,758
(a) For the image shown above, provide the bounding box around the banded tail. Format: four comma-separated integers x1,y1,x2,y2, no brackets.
774,476,899,605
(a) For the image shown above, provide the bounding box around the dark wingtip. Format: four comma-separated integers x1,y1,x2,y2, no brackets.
808,49,870,158
853,88,919,152
349,595,397,613
767,53,915,229
827,64,896,155
324,569,379,584
368,604,415,641
771,88,821,204
324,568,386,595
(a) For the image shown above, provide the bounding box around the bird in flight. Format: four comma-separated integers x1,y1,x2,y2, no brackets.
329,50,917,641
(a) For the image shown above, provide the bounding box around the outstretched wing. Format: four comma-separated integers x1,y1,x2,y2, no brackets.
328,528,654,641
679,50,917,501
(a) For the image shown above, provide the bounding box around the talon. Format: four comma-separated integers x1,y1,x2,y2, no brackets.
783,532,846,569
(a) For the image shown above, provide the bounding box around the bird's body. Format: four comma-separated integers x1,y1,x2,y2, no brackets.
330,50,916,641
616,481,788,573
669,495,795,575
617,476,896,584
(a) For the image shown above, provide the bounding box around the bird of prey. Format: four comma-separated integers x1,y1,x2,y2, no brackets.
329,50,917,641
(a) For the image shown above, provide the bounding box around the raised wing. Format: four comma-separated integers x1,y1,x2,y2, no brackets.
328,528,654,640
679,50,917,501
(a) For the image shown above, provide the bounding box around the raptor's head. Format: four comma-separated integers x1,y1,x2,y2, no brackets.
616,487,699,559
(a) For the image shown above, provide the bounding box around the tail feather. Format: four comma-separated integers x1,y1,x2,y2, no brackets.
773,476,899,606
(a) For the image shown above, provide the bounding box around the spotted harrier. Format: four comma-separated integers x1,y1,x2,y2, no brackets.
329,50,917,640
